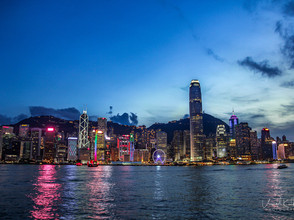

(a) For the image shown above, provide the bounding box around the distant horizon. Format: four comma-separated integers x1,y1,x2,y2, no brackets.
2,110,293,142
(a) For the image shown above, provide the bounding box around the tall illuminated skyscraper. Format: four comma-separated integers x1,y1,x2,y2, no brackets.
189,80,205,161
78,110,90,163
229,111,239,139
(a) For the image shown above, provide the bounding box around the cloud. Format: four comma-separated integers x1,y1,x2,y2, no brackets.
283,1,294,16
129,112,138,125
231,96,259,103
0,114,28,125
29,106,81,120
280,80,294,88
274,20,294,69
281,103,294,115
110,112,138,126
250,114,266,119
206,48,225,62
238,56,282,77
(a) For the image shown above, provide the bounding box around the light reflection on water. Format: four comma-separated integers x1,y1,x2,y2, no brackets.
85,166,114,219
0,164,293,219
29,165,61,219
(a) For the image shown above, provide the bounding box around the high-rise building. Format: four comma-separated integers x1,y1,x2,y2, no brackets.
78,110,90,149
67,137,78,161
96,130,105,161
78,110,90,163
97,117,107,134
2,126,14,135
189,80,205,161
156,130,167,153
172,130,184,161
250,130,259,160
183,130,190,160
216,125,228,158
229,112,239,139
277,144,286,160
261,127,273,160
117,135,131,161
235,122,251,158
272,141,277,160
19,124,29,138
43,127,56,163
31,128,42,160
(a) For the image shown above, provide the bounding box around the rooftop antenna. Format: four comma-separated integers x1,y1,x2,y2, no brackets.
82,104,87,114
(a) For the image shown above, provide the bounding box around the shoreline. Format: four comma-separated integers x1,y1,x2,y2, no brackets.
1,161,293,166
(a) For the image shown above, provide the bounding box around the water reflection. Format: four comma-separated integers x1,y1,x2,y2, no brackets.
29,165,61,219
86,166,114,218
154,166,163,201
263,164,285,211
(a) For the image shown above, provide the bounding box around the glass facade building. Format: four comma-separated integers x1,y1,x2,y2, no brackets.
189,80,205,161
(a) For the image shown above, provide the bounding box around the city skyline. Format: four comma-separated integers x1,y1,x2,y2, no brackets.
1,1,294,140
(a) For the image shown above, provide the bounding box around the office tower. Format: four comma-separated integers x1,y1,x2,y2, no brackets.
78,110,89,149
272,141,277,160
55,144,67,163
235,122,251,158
189,80,205,161
31,128,42,160
250,130,259,160
261,127,273,160
98,117,107,134
43,127,56,163
68,137,78,161
277,144,286,160
95,130,105,161
156,130,167,153
20,140,31,161
229,112,239,139
216,125,228,158
1,132,19,162
19,124,29,138
117,135,131,161
1,126,16,161
78,110,90,163
129,133,135,162
172,130,184,161
204,134,215,160
183,130,190,160
2,126,14,135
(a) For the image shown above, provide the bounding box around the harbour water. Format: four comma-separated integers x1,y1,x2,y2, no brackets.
0,164,293,219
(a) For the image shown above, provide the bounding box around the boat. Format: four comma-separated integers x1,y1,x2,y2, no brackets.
76,162,83,166
87,160,98,167
277,164,288,169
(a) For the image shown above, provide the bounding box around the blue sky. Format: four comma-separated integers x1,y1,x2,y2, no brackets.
1,0,294,139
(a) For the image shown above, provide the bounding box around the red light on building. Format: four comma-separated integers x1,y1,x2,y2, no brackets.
47,127,54,132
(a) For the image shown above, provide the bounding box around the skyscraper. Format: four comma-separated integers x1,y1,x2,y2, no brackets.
78,110,90,163
216,125,228,158
189,80,205,161
229,112,239,139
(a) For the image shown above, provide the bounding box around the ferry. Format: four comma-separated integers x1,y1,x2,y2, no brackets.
277,164,288,169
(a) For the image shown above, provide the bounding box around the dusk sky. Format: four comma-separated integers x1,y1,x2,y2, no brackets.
1,0,294,139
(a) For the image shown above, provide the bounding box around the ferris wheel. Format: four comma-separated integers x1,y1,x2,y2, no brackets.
152,149,166,164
